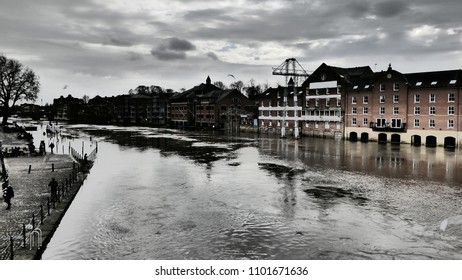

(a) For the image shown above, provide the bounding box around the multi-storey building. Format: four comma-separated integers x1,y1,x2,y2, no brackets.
170,76,220,128
258,81,303,137
170,76,255,130
302,63,373,139
344,64,462,148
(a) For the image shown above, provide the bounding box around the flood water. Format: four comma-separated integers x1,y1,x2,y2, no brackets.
41,124,462,260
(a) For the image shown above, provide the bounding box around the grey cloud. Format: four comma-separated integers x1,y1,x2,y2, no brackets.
151,49,186,60
374,1,409,18
167,37,196,51
150,37,196,61
206,52,220,60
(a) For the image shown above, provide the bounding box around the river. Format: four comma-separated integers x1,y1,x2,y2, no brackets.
39,124,462,260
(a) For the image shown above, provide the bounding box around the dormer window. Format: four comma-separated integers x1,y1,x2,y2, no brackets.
393,82,399,91
449,80,457,85
416,82,422,86
431,81,437,86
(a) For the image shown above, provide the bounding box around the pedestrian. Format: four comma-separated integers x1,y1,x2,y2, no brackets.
48,177,58,202
3,180,14,210
49,142,55,154
83,153,88,171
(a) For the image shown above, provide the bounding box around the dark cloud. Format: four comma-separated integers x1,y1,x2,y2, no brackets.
374,0,409,17
150,37,196,61
167,37,196,51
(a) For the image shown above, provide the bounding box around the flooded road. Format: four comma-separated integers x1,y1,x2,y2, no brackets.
41,125,462,259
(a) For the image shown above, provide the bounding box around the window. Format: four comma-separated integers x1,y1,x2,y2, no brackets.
448,119,454,128
268,101,272,107
429,119,435,128
391,118,402,128
416,82,422,86
269,121,272,127
448,106,455,115
352,96,357,104
315,99,319,107
380,107,385,115
380,95,385,103
315,122,319,128
414,106,420,115
326,88,330,94
352,118,357,125
363,96,369,104
414,119,420,128
352,107,357,114
325,99,330,107
429,93,436,103
393,107,399,115
363,118,368,126
393,82,399,91
376,118,386,128
431,81,437,86
414,94,420,103
325,122,330,129
393,95,399,103
429,106,436,115
363,107,368,114
448,93,455,102
380,83,386,91
315,89,319,95
449,80,457,85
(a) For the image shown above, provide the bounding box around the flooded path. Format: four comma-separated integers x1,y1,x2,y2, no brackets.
41,125,462,259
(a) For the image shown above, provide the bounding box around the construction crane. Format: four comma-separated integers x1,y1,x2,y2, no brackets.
272,58,309,138
272,58,310,86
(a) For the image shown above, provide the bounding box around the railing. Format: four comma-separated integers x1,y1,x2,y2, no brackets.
0,168,79,259
370,122,407,132
0,143,98,259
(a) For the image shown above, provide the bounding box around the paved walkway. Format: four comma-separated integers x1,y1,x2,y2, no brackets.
0,131,89,259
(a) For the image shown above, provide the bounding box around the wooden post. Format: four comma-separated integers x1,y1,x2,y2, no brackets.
52,163,55,172
22,224,26,248
40,205,44,224
9,236,14,260
28,165,32,174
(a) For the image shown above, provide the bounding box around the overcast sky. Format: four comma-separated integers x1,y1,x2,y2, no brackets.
2,0,462,103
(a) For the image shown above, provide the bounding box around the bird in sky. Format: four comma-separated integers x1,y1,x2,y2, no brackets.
227,74,235,79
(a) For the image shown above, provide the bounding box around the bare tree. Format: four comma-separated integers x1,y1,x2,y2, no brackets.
213,81,227,90
229,80,244,92
82,95,90,104
0,54,40,125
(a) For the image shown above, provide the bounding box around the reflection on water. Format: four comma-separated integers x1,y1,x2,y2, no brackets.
42,125,462,260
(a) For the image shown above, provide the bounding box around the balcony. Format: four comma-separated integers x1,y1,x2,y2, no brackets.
370,122,407,132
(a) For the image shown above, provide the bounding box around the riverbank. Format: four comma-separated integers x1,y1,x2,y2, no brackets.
0,131,91,259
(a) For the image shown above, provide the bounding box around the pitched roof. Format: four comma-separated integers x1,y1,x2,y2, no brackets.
405,69,461,88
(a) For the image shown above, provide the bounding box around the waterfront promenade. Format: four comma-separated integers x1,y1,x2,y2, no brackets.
0,131,90,259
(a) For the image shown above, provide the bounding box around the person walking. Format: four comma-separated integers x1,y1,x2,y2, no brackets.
48,177,58,203
3,180,14,210
49,142,55,154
